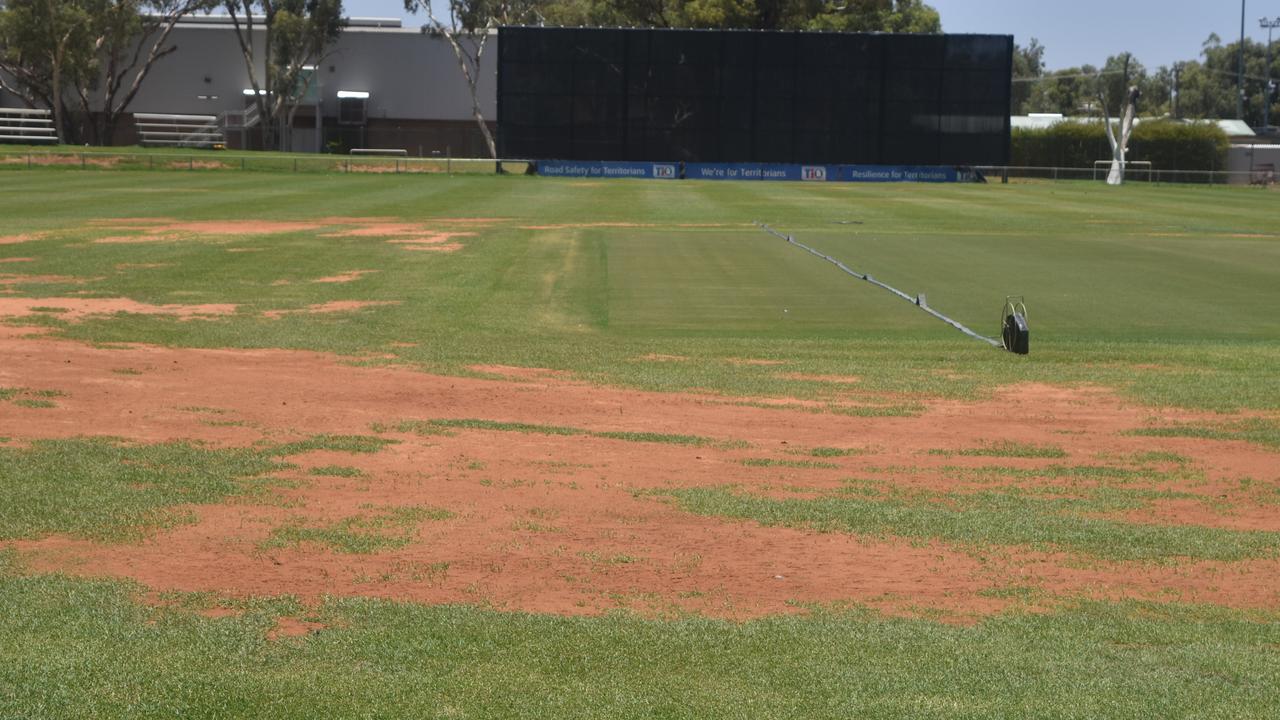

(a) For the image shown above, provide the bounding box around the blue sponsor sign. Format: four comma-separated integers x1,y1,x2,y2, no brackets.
535,160,970,183
535,160,678,179
685,163,833,181
684,163,962,183
839,165,959,183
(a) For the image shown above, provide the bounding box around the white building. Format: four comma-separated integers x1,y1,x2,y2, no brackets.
0,15,497,154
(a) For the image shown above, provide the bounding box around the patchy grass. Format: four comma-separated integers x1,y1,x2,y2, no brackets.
0,387,64,409
2,173,1277,413
307,465,365,478
804,446,873,458
386,418,733,448
12,398,56,409
931,441,1068,459
0,434,407,543
657,485,1280,561
741,458,840,469
262,505,453,554
0,554,1277,719
271,435,397,456
0,438,287,542
1127,418,1280,451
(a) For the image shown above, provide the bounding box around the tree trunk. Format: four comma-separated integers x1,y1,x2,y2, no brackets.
472,104,496,159
50,47,65,144
1102,86,1139,186
1106,154,1123,185
51,75,65,144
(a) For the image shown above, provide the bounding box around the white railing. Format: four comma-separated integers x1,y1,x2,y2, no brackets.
134,113,224,148
0,108,57,143
1091,160,1154,181
220,104,260,130
0,152,1264,185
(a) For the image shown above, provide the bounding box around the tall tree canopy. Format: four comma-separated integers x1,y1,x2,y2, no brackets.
539,0,940,32
224,0,345,151
0,0,217,144
1017,35,1278,129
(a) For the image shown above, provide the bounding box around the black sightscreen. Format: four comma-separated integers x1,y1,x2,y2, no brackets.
498,27,1012,165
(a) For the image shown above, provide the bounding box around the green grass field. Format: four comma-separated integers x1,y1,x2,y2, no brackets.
1,167,1278,717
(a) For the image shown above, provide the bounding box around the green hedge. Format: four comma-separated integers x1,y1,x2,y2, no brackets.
1012,121,1229,172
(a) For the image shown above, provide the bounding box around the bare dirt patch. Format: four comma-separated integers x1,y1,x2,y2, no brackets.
778,373,862,384
3,338,1278,620
0,274,90,286
312,270,377,284
84,217,481,253
0,258,36,264
0,297,236,321
726,357,785,366
92,219,319,241
637,353,689,362
167,161,231,171
0,234,44,245
1,155,121,168
268,616,327,639
518,222,745,231
519,222,650,230
262,300,400,320
468,364,572,381
320,223,474,252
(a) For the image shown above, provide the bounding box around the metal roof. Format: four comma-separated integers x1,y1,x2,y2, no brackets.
1012,115,1256,137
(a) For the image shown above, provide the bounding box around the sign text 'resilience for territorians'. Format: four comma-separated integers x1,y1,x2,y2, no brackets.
533,161,972,183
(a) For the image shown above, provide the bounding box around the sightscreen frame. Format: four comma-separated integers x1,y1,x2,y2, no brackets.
497,27,1013,166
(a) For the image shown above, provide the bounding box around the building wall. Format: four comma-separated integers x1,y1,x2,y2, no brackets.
125,23,497,122
3,18,499,154
1228,144,1280,184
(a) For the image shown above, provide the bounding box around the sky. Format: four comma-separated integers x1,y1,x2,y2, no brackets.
347,0,1277,72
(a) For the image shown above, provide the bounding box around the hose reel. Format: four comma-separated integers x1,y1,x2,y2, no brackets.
1001,296,1029,355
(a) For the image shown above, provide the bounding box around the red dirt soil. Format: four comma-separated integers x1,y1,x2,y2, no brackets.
261,300,400,320
0,234,44,245
87,217,481,253
312,270,378,284
2,335,1278,621
0,297,236,321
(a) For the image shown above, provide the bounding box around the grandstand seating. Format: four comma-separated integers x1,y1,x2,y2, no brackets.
0,108,58,143
134,112,224,148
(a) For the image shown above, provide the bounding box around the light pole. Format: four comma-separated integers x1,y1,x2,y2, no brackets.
1262,17,1280,131
1239,1,1248,119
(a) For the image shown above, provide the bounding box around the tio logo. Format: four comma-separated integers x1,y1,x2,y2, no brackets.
652,164,677,179
802,166,827,181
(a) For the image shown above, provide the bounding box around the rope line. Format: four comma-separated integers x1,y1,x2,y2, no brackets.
757,222,1003,348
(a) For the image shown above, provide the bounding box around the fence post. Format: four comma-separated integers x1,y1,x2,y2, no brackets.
293,158,298,173
81,153,86,169
189,157,193,171
242,157,246,171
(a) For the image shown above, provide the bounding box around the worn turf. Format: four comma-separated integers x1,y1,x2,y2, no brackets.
2,168,1279,717
0,171,1277,411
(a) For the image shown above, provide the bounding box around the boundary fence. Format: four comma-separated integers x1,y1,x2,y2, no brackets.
974,165,1267,185
0,150,1272,185
0,150,517,175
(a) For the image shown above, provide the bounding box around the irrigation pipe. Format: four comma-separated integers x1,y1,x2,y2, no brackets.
757,222,1003,348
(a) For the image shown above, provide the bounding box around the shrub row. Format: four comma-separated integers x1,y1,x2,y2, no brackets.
1011,121,1229,172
